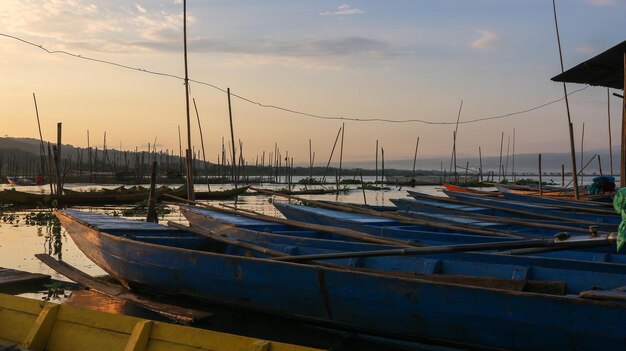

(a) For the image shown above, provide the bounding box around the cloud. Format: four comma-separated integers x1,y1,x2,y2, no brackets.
585,0,618,5
320,4,364,16
470,30,501,50
135,4,147,14
0,0,186,52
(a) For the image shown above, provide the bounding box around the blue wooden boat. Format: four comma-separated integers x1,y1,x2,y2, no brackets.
56,209,626,350
273,202,626,263
500,191,614,211
403,190,611,231
391,197,599,235
441,190,620,226
181,205,626,294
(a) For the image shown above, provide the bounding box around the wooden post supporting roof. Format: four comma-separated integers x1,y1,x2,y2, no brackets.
622,53,626,187
551,41,626,187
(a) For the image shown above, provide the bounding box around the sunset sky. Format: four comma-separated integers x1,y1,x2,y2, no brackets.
1,0,625,167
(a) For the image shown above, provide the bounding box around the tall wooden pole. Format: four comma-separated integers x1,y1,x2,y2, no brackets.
381,147,385,184
375,140,379,184
193,98,210,191
580,122,585,185
552,0,580,198
512,128,516,182
56,123,62,196
338,122,345,182
321,127,342,183
478,146,483,182
183,0,194,200
608,88,614,176
227,88,238,188
622,53,626,187
498,132,504,182
504,134,510,181
309,139,313,182
411,137,420,180
539,154,543,196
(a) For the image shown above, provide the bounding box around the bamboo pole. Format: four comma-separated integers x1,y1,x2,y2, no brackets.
411,137,420,180
360,172,367,205
580,122,585,185
498,132,504,182
338,122,345,182
512,128,516,182
321,127,342,183
539,154,543,196
552,0,580,199
309,139,313,183
193,98,210,191
147,161,158,223
227,88,238,188
381,147,385,185
55,123,62,196
478,146,483,183
504,134,510,182
375,140,378,184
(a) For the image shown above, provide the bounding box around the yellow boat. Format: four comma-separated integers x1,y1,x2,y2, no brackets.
0,293,324,351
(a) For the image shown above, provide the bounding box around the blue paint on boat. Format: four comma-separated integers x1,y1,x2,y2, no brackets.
273,203,626,263
181,205,626,294
56,208,626,350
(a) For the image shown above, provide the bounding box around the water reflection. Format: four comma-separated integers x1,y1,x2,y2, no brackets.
43,222,63,260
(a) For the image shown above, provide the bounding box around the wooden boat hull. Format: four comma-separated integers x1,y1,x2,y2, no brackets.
443,190,620,226
0,293,318,351
56,209,626,350
0,186,248,206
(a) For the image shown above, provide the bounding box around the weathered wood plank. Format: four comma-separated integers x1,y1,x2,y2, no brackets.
0,267,50,289
35,254,212,324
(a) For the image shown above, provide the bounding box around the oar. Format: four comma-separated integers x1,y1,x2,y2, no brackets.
270,236,615,263
250,187,531,238
408,191,617,229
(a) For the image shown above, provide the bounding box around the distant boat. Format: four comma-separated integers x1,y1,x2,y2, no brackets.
0,186,248,206
6,175,45,186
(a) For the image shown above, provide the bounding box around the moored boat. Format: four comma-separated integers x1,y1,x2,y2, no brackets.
180,205,626,294
55,208,626,350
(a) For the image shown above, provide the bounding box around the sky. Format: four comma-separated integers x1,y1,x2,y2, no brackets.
0,0,625,169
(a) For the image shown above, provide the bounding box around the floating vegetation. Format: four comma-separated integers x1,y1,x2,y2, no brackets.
1,213,19,224
42,282,71,300
24,211,59,226
514,178,556,186
358,184,391,190
340,179,362,185
297,177,322,185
